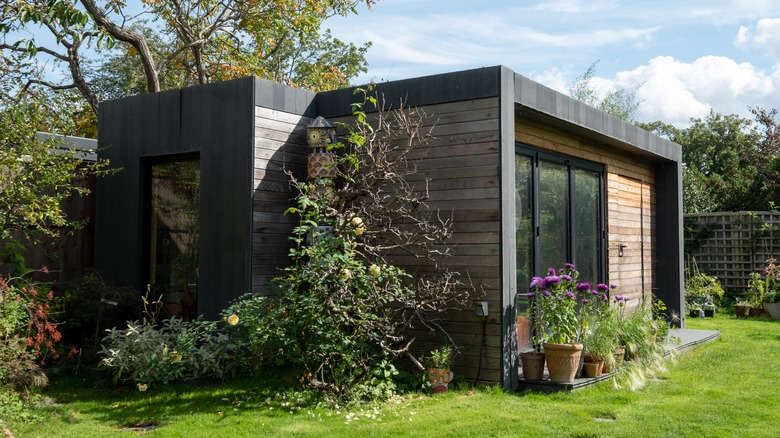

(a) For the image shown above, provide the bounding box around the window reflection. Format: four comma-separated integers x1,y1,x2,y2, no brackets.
148,158,200,321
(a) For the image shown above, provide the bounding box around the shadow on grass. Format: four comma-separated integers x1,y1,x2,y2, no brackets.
42,368,314,429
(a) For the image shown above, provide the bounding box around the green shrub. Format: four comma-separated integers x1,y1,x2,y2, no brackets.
99,317,243,390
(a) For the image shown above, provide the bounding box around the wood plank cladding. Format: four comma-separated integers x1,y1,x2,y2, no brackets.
516,118,657,304
252,106,310,292
365,97,503,382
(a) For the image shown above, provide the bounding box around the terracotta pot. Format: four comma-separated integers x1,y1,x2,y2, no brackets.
749,307,770,317
582,361,604,378
427,368,454,393
604,346,625,373
543,342,583,383
520,351,545,380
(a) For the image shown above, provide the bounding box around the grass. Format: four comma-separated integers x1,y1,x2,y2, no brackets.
4,314,780,437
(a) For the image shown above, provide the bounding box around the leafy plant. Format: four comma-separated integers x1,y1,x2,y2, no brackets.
99,316,243,389
0,272,65,393
428,346,453,370
684,258,724,309
222,90,476,400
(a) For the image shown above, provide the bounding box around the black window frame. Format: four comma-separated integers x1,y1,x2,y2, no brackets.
516,143,606,283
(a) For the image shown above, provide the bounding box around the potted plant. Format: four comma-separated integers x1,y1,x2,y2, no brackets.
688,302,703,318
759,259,780,320
703,302,716,318
426,345,454,393
684,258,724,309
532,264,584,383
582,304,620,378
519,291,546,380
734,300,752,318
763,290,780,320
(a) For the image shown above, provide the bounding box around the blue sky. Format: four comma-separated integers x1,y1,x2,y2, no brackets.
327,0,780,127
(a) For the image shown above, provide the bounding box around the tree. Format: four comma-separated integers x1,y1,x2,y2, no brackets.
569,60,642,123
0,76,110,272
748,107,780,207
639,111,772,213
1,0,375,116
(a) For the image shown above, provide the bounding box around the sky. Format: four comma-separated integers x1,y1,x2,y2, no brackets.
326,0,780,128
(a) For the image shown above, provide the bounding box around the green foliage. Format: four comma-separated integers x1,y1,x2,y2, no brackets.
684,259,725,306
428,346,452,369
99,316,244,390
223,89,470,400
0,81,111,255
569,60,642,122
528,265,587,345
746,258,780,305
223,183,415,399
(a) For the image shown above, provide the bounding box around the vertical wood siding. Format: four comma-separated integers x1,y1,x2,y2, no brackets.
516,119,657,307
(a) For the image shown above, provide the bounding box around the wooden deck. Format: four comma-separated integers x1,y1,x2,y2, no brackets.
517,328,721,392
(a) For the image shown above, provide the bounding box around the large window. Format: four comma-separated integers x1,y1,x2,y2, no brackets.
144,156,200,321
515,145,605,292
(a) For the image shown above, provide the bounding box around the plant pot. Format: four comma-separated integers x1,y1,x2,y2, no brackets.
543,342,583,383
520,351,545,380
749,307,770,317
763,302,780,320
604,345,625,373
689,309,704,318
735,305,751,318
704,308,715,318
582,361,604,378
427,368,454,393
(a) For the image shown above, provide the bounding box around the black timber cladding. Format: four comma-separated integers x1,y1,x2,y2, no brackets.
96,77,256,319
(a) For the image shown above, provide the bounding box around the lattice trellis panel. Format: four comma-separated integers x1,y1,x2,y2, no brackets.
684,212,780,294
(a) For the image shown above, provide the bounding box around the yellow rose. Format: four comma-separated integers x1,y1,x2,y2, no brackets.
355,226,365,235
340,268,352,279
227,314,239,326
137,383,148,392
369,264,381,276
351,216,363,227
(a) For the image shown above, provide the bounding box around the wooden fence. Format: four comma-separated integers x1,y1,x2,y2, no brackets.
684,212,780,294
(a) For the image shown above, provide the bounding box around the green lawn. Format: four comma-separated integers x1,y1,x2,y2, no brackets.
5,314,779,437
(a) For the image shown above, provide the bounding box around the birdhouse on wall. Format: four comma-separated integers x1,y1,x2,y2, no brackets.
306,116,336,180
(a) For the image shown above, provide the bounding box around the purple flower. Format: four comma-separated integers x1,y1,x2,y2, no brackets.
565,263,576,270
561,274,573,282
624,297,630,302
529,277,543,289
614,295,624,301
601,293,608,300
596,283,609,291
592,290,600,295
565,291,576,298
577,282,591,291
543,290,552,297
548,267,556,276
546,275,561,284
610,283,618,289
526,292,535,298
582,299,590,304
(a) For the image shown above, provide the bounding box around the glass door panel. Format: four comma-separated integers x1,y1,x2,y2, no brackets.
148,157,200,320
574,168,601,282
515,154,534,351
538,159,569,272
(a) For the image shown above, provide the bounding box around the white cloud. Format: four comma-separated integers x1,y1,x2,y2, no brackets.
735,17,780,60
613,56,776,126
